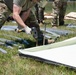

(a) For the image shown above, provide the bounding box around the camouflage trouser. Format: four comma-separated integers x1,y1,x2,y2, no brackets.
35,4,45,23
25,10,44,40
26,10,47,45
52,0,67,26
38,7,45,23
0,1,11,29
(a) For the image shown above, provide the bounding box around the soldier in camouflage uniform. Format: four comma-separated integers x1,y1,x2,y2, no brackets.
0,0,44,34
52,0,67,28
0,0,54,45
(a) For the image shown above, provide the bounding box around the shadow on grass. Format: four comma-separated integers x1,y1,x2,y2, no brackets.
14,39,36,49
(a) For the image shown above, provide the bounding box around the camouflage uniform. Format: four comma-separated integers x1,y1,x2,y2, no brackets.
52,0,67,27
0,0,11,28
35,0,47,23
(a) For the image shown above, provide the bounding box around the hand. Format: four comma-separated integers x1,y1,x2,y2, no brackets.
25,26,31,34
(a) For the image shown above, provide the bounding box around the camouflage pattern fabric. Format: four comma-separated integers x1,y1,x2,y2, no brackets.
35,0,47,23
52,0,67,26
35,4,45,23
0,1,11,29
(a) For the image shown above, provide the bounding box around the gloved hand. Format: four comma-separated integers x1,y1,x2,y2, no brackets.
15,26,31,34
24,26,31,34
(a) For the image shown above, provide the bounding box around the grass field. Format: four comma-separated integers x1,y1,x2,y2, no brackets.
0,2,76,75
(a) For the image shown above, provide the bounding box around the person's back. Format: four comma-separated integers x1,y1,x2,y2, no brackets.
3,0,35,12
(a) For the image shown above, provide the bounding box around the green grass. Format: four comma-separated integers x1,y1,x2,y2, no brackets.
0,2,76,75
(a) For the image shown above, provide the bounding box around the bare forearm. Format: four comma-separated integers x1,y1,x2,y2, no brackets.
13,4,27,28
12,4,31,34
13,13,26,28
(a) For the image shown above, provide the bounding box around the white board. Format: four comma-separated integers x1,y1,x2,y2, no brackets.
19,44,76,69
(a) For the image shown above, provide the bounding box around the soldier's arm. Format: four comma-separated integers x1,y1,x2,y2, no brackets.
13,4,27,28
12,4,31,34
